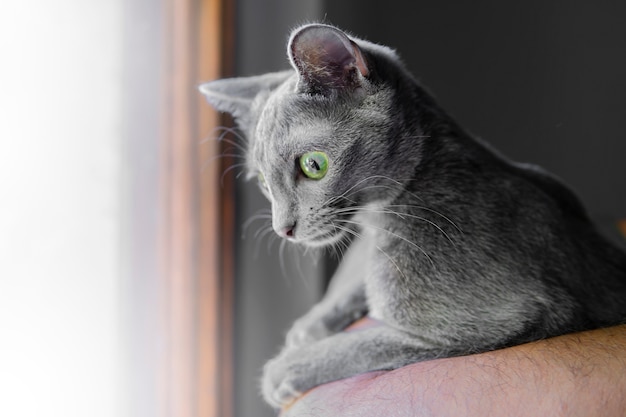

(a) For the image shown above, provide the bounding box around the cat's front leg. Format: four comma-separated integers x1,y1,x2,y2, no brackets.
263,324,441,408
285,237,372,348
285,284,367,348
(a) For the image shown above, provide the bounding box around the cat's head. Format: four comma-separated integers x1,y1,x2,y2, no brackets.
200,24,426,247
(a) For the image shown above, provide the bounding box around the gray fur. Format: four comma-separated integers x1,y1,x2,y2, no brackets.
200,23,626,408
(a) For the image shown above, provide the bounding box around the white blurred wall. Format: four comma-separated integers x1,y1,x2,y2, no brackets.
0,2,124,416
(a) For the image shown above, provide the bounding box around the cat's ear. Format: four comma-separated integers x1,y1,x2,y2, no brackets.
288,24,369,94
199,71,292,120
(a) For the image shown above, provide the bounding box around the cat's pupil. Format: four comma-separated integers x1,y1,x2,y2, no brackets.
308,159,320,171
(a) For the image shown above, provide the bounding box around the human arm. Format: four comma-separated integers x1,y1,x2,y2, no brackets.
281,320,626,417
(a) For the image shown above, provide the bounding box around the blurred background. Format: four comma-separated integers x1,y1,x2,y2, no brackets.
0,1,624,417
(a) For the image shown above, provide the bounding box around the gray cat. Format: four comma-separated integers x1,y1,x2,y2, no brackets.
200,23,626,408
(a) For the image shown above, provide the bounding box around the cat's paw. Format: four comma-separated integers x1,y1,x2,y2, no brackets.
285,315,332,349
262,375,302,409
261,349,311,408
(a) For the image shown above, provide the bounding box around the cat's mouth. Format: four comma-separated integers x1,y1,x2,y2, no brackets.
286,227,347,248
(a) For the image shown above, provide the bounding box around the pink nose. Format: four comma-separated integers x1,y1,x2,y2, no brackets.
277,223,296,239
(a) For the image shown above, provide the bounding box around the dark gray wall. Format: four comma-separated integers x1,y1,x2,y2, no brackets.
325,1,626,224
232,2,626,416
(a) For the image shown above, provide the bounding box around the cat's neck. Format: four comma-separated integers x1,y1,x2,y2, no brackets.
403,86,504,173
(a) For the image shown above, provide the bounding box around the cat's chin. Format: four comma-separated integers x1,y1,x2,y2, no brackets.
292,229,347,248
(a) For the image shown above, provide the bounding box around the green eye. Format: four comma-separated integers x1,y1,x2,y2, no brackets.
257,172,268,189
299,151,328,180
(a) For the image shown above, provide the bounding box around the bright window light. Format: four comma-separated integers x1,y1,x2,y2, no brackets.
0,2,124,417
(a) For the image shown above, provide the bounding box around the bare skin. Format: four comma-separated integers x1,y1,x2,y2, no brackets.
280,319,626,417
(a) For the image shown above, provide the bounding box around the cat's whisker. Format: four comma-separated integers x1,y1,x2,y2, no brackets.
198,126,228,145
357,176,426,204
220,162,247,187
278,238,291,287
293,244,313,291
329,235,344,260
323,175,435,214
221,145,239,156
331,222,363,241
224,126,249,146
327,223,345,260
254,225,275,254
251,225,274,259
332,222,409,281
386,205,463,233
330,200,462,236
256,224,274,240
268,230,282,257
373,244,408,282
201,152,247,173
386,212,454,245
322,175,405,207
199,125,249,149
338,237,350,259
243,209,272,236
328,205,365,214
327,201,457,247
338,218,435,268
214,135,246,154
336,205,456,246
334,184,403,203
335,176,466,221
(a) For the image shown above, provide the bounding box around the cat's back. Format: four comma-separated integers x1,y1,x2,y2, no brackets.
406,135,626,331
512,160,626,322
510,161,589,222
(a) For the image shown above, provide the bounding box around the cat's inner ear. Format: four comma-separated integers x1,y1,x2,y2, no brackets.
288,24,369,94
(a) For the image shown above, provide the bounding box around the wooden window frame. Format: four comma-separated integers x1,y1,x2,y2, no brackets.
160,1,235,417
